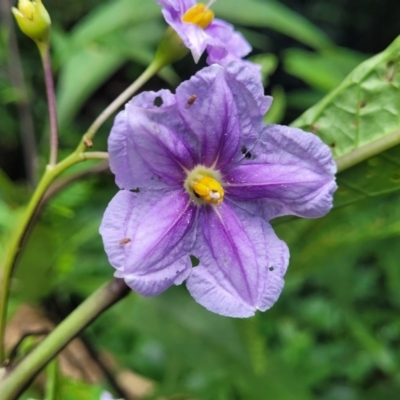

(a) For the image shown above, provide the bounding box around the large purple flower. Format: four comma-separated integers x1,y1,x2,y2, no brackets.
100,62,337,318
157,0,251,64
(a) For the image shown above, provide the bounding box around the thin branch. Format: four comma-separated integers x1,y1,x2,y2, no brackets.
40,45,58,166
1,279,131,400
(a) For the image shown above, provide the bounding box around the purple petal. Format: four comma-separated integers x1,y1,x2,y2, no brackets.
186,202,289,318
159,0,208,63
108,110,166,191
223,62,272,149
100,189,197,296
125,90,197,186
205,19,252,65
176,65,240,169
158,0,194,14
176,63,271,171
224,124,337,218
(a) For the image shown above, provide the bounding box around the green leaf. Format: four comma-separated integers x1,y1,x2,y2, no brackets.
68,0,160,48
213,0,333,50
248,53,278,86
264,85,286,124
292,36,400,207
283,47,367,92
56,45,125,132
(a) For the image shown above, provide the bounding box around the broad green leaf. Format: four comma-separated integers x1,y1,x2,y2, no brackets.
68,0,160,48
283,47,367,92
214,0,332,50
292,36,400,207
56,45,125,132
55,21,177,131
275,194,400,277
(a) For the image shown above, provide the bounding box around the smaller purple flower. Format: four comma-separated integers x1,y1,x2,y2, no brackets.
157,0,251,64
100,391,122,400
100,62,337,318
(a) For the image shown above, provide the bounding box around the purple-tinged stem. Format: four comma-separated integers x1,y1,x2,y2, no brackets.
40,45,58,167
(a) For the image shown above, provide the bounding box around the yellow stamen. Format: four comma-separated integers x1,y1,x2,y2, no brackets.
193,176,224,205
182,3,214,29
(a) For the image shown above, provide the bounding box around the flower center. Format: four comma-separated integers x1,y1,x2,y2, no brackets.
182,2,215,29
185,166,224,206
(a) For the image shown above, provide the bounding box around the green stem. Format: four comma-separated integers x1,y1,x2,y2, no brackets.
0,151,106,363
335,129,400,173
0,279,130,400
78,59,163,153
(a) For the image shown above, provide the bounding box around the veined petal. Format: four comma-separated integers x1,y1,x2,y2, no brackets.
225,124,337,218
186,202,289,317
108,110,166,191
126,90,197,185
100,189,197,296
206,19,252,63
176,63,271,170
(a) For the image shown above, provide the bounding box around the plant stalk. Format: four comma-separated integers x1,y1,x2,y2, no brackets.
0,278,130,400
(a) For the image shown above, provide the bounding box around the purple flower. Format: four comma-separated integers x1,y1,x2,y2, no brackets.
100,391,122,400
157,0,252,64
100,62,337,318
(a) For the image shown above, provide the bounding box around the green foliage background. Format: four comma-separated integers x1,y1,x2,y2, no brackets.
1,0,400,399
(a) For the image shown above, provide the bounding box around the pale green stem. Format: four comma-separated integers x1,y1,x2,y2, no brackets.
0,59,161,363
335,129,400,173
39,43,59,167
78,59,163,153
0,279,130,400
0,151,107,363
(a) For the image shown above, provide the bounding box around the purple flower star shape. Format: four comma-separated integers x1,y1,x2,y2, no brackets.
157,0,252,64
100,62,337,318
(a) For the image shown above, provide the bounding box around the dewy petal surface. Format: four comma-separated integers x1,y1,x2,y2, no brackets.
225,124,337,218
186,202,289,318
100,189,197,296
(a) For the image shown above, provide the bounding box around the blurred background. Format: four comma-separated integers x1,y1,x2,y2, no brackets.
1,0,400,398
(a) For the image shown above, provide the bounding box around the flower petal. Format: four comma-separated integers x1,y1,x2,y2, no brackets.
224,124,337,218
100,189,197,296
186,202,289,317
108,110,165,191
158,0,194,14
205,19,252,64
159,0,208,62
125,90,197,185
176,63,270,170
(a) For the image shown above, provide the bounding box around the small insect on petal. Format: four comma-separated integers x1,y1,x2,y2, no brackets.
187,94,197,105
119,238,131,245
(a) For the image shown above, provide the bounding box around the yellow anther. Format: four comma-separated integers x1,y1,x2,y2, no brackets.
182,3,214,29
193,176,224,205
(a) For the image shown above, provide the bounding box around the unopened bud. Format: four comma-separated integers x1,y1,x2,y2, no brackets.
154,27,189,67
12,0,51,44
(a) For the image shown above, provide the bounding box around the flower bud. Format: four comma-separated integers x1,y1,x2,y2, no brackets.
12,0,51,44
154,27,189,67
